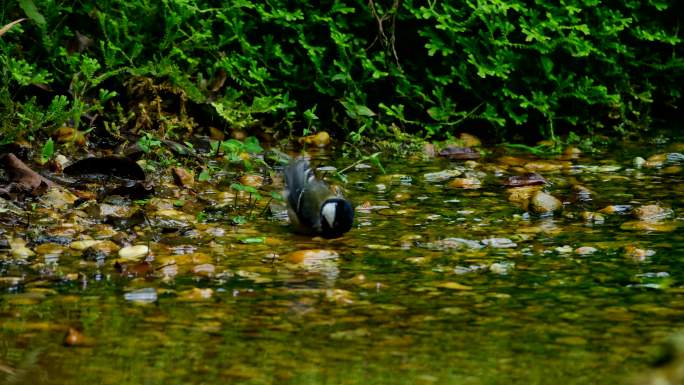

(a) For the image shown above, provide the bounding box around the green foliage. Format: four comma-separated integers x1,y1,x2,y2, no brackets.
197,169,211,182
39,137,54,163
228,182,264,219
137,133,162,153
210,136,263,171
0,0,682,143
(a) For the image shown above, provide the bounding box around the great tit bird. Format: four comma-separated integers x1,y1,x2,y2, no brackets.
283,158,354,238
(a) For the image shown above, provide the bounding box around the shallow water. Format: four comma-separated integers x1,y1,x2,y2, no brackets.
2,143,684,384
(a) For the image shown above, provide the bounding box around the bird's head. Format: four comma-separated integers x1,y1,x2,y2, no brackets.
320,198,354,238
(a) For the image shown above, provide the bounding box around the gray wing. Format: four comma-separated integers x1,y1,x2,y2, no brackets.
284,159,322,232
283,159,313,212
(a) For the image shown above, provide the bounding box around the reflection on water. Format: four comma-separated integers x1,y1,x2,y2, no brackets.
2,144,684,385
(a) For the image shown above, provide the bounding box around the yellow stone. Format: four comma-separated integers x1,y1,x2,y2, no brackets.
71,240,103,250
448,177,481,189
298,131,331,147
285,249,339,264
437,282,472,290
459,133,481,147
118,245,150,261
620,220,677,232
239,174,264,187
524,160,572,172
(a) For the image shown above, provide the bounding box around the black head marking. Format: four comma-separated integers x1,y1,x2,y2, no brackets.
320,199,354,238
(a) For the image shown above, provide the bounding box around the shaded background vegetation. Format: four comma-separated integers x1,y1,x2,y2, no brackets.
1,0,682,145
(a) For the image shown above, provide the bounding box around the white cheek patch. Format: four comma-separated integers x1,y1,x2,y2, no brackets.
321,202,336,226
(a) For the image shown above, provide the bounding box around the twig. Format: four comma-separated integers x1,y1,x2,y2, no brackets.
367,0,402,69
338,157,369,175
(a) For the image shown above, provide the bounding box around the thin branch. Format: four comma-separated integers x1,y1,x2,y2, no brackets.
367,0,402,69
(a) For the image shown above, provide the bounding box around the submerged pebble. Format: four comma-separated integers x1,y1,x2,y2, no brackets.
633,204,673,221
423,169,462,183
123,288,158,303
503,172,546,187
437,281,472,290
448,177,482,189
9,238,34,259
426,238,483,250
118,245,149,261
575,246,598,255
482,238,517,248
530,191,562,213
71,240,103,250
623,246,656,261
63,328,89,347
489,261,515,275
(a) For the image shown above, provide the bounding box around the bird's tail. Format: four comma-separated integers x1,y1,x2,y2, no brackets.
283,158,314,211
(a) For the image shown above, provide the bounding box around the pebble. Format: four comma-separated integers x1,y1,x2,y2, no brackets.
118,245,149,261
448,177,481,189
623,246,655,262
9,238,34,259
633,204,673,221
530,191,562,213
427,238,483,250
580,211,605,223
71,240,104,250
459,133,481,147
633,157,646,168
239,174,264,188
172,167,195,188
556,245,574,254
575,246,598,255
482,238,517,248
489,262,515,275
598,205,632,214
63,328,88,347
123,288,158,303
298,131,331,147
285,249,339,264
423,169,462,183
437,282,472,290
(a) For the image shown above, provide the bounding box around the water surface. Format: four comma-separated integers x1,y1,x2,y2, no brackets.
2,143,684,384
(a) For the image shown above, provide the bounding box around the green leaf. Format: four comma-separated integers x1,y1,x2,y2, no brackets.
355,105,376,117
368,152,385,174
303,105,319,122
239,236,265,244
540,56,554,73
243,185,258,194
18,0,46,26
198,170,211,182
243,137,263,153
220,139,244,155
232,216,248,225
270,191,284,201
40,138,54,164
339,100,376,119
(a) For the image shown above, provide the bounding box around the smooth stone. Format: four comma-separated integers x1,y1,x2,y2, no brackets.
530,191,562,213
575,246,598,255
123,288,157,303
633,204,673,221
482,238,517,248
448,177,481,189
71,240,103,250
118,245,149,261
423,169,462,183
